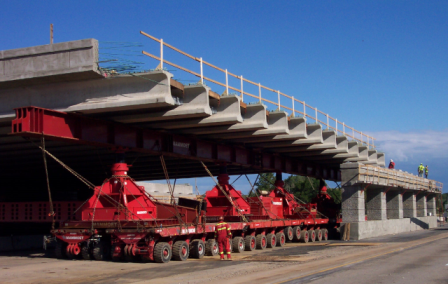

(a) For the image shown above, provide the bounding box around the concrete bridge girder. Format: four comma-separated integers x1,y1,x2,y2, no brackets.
0,70,176,122
181,103,269,135
143,94,243,129
112,83,213,123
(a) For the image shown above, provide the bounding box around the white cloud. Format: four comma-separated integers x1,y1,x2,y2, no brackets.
370,129,448,162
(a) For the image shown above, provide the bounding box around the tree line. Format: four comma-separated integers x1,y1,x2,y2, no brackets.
252,173,342,204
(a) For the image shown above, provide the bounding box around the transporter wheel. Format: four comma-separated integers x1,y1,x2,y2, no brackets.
300,230,309,243
256,234,267,250
172,241,189,261
232,237,245,253
153,242,172,263
81,244,92,260
205,239,219,256
322,229,329,241
292,226,301,242
266,234,277,248
276,232,286,247
55,240,67,259
285,227,294,242
309,230,316,242
244,236,256,251
92,241,111,261
316,230,323,242
189,239,205,259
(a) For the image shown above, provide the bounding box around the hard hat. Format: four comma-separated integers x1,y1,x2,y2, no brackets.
390,159,393,162
219,216,224,221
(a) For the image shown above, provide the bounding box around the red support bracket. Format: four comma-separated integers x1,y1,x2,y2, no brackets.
360,183,372,194
383,186,394,195
400,188,409,196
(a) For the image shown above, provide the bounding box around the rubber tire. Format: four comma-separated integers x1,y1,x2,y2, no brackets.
189,239,205,259
300,230,309,243
244,236,256,251
256,234,267,250
92,241,111,261
153,242,172,263
266,234,277,248
285,226,294,242
292,226,301,242
172,241,189,261
232,237,245,253
309,230,316,242
316,229,323,242
205,239,219,256
276,232,286,247
322,229,329,241
55,240,67,259
81,244,92,260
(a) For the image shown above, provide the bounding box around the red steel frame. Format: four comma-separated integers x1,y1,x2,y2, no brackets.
11,106,341,181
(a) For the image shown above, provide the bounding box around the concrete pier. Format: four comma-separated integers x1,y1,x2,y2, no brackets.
341,162,441,240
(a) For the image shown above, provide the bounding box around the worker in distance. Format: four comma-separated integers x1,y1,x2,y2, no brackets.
215,216,232,260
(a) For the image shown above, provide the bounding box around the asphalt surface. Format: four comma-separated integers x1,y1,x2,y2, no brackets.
1,225,447,283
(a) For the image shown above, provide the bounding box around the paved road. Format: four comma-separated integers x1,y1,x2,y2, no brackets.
280,227,448,284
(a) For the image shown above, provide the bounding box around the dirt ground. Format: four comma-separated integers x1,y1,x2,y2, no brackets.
1,227,447,284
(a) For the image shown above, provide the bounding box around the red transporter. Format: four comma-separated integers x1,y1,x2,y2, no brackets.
205,166,251,221
214,216,232,260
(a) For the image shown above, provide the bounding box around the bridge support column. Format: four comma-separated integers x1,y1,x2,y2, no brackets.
416,194,427,217
402,192,417,218
366,188,386,220
386,190,403,219
426,195,436,216
341,185,365,222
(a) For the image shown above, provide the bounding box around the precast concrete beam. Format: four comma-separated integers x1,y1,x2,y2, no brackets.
0,39,102,88
386,190,403,219
346,146,369,163
402,192,417,218
144,95,243,129
362,149,378,165
200,110,289,139
376,152,386,167
290,135,348,157
268,129,336,153
0,70,176,121
237,116,307,144
182,103,268,135
112,83,213,123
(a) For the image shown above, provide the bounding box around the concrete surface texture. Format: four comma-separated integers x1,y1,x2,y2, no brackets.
0,39,102,88
136,182,195,203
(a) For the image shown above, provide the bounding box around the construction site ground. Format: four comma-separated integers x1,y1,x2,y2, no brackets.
1,225,448,284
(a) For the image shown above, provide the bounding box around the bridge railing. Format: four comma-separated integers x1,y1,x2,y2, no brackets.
140,31,376,148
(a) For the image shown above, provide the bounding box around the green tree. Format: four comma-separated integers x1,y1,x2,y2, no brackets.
284,175,320,203
253,173,275,195
327,188,342,204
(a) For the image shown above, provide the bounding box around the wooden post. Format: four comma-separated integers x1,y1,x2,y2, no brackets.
50,24,53,44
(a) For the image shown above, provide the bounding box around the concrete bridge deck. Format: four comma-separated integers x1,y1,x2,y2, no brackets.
0,38,441,203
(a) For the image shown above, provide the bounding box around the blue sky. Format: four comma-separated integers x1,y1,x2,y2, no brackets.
1,1,447,193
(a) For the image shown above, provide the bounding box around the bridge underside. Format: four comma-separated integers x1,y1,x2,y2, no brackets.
0,38,386,203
